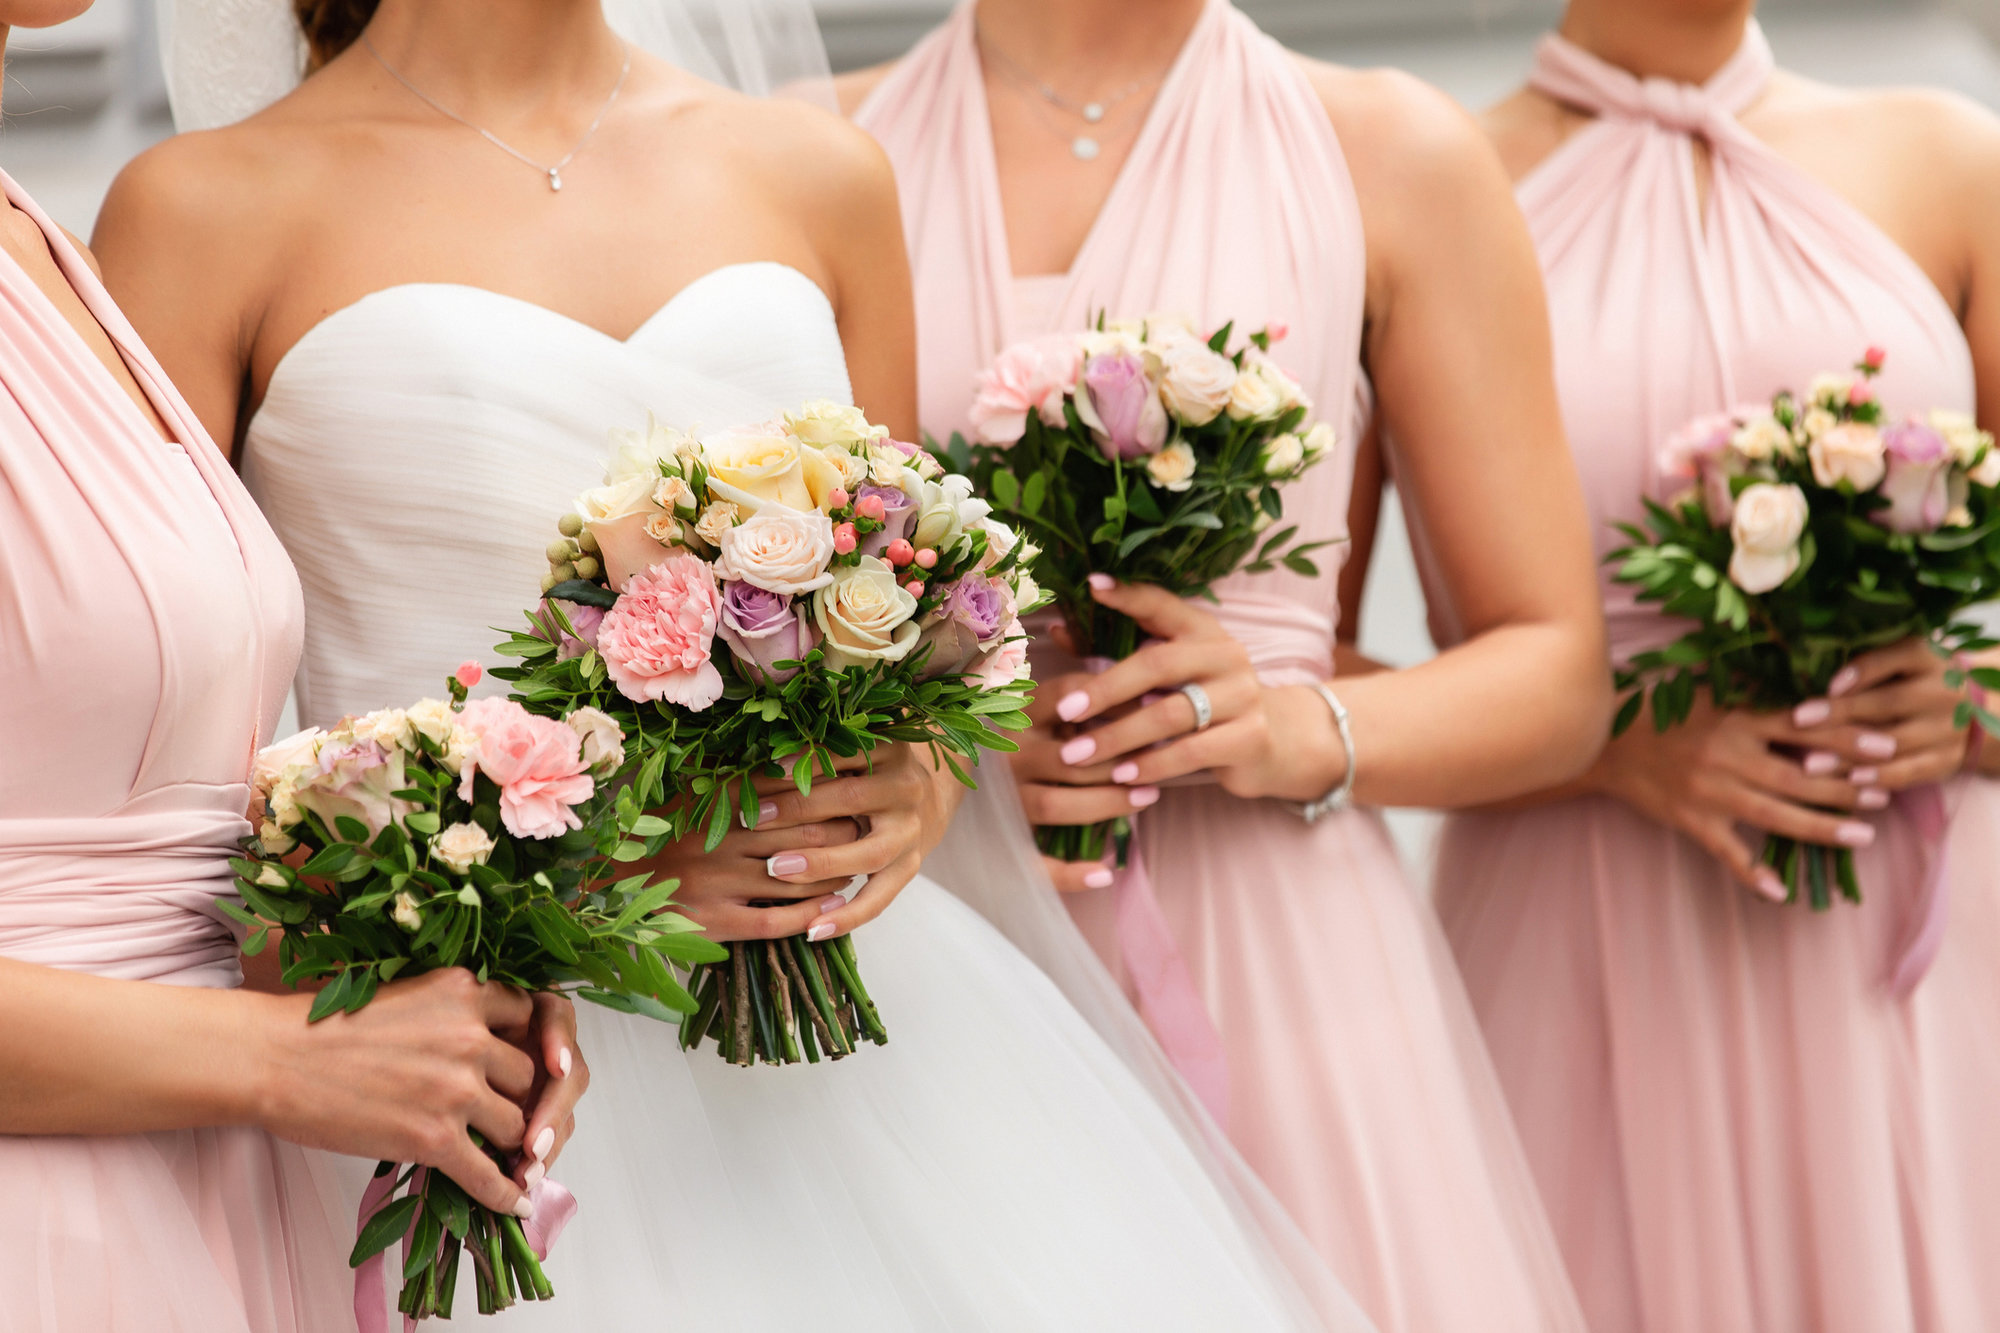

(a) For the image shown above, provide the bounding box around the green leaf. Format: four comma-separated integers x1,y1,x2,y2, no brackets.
333,815,371,844
1020,471,1047,516
990,470,1020,510
307,969,355,1023
1124,484,1163,523
349,1192,422,1266
403,810,441,835
547,579,618,608
1611,690,1645,738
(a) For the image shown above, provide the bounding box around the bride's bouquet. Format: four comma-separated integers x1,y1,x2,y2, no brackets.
497,402,1044,1067
1611,348,2000,907
948,313,1337,864
229,667,722,1320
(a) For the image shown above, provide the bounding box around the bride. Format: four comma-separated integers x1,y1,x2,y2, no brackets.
93,0,1370,1327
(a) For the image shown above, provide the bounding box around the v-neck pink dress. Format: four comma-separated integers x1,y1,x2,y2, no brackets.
859,6,1586,1330
0,172,352,1332
1427,27,2000,1333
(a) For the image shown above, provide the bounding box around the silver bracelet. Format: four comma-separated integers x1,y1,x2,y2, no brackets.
1295,683,1355,825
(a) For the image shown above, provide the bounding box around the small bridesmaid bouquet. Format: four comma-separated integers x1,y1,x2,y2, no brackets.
496,403,1044,1066
1611,348,2000,906
228,666,722,1321
949,313,1337,864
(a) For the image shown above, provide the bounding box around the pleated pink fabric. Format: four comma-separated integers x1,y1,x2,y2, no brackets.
858,8,1586,1330
0,171,353,1333
1427,25,2000,1332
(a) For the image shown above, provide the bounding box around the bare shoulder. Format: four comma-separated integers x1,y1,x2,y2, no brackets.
1763,72,2000,184
832,61,898,118
58,226,102,278
1292,57,1518,220
682,84,899,214
1479,87,1579,184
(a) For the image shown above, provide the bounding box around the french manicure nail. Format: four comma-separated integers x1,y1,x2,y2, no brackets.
1129,786,1161,809
807,920,838,943
1804,751,1840,776
1111,761,1140,784
1057,691,1091,723
1752,867,1788,902
1858,732,1897,759
767,853,809,878
1061,736,1097,765
532,1126,555,1161
513,1196,536,1220
817,895,848,914
1087,573,1115,592
523,1159,546,1192
1829,666,1861,698
1836,821,1876,848
1083,868,1115,889
556,1046,573,1078
757,800,779,824
1793,699,1832,727
1849,766,1879,786
1857,788,1890,811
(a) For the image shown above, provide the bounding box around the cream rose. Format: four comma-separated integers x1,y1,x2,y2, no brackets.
694,501,741,547
349,707,415,753
1728,482,1809,594
405,699,476,774
823,444,870,492
784,400,887,451
1808,422,1887,491
1146,440,1198,492
910,480,963,551
253,727,326,792
256,819,296,854
431,821,496,875
654,475,698,515
1301,421,1337,462
605,414,694,484
392,891,423,932
575,473,673,591
812,555,920,670
1155,339,1238,426
1797,407,1839,444
714,506,836,595
565,706,626,776
643,511,682,544
1807,374,1852,411
1226,359,1303,423
1730,414,1793,462
1262,433,1306,476
703,427,815,513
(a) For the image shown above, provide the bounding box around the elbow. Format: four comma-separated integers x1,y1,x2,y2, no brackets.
1535,624,1614,789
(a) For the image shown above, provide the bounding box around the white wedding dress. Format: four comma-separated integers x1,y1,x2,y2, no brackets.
242,262,1368,1331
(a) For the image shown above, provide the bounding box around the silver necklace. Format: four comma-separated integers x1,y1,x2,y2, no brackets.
361,34,632,193
977,29,1164,162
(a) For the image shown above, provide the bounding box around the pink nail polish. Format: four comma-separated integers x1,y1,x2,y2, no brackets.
1849,766,1879,786
1836,821,1876,848
532,1126,555,1161
513,1196,536,1220
1752,867,1788,902
758,800,779,824
556,1046,573,1078
767,853,809,878
1793,699,1832,727
1057,691,1091,722
1829,665,1861,698
1087,573,1115,592
1804,751,1840,776
1857,732,1897,759
1061,736,1097,765
1111,761,1140,783
1857,788,1890,811
523,1160,546,1192
817,895,848,914
1083,868,1114,889
807,920,838,943
1129,786,1161,809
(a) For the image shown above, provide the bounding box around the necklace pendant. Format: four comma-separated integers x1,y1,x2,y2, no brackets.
548,168,563,192
1082,102,1105,123
1071,135,1100,162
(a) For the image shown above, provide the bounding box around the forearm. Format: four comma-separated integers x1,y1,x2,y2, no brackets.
0,957,274,1135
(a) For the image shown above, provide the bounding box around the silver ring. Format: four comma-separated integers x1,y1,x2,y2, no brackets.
1178,682,1213,732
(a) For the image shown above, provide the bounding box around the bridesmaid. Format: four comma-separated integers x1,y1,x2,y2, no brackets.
0,6,583,1329
1342,1,2000,1328
845,1,1603,1328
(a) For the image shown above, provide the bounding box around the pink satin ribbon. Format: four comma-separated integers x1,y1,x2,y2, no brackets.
1886,782,1954,998
354,1165,577,1332
1115,837,1231,1128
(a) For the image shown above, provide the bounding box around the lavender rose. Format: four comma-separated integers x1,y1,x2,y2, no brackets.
1878,419,1954,534
717,580,817,684
856,483,918,556
549,598,606,661
1075,350,1168,460
915,576,1009,679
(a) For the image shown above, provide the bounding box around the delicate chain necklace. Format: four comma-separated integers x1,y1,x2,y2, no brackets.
976,27,1168,162
361,34,632,193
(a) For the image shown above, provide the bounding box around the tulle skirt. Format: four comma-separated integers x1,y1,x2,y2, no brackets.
1435,782,2000,1333
479,875,1362,1332
0,1124,356,1333
1061,789,1585,1333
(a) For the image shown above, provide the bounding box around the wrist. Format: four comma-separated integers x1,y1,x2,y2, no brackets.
233,989,308,1133
1279,683,1351,807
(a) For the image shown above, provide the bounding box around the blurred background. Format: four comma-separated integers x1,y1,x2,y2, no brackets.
8,0,1999,863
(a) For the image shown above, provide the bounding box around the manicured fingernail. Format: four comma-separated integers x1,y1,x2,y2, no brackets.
1836,821,1876,848
1061,736,1097,765
1858,732,1897,759
1857,788,1890,811
532,1126,555,1161
1829,666,1861,698
556,1046,573,1078
807,920,838,942
1111,761,1140,783
767,853,809,878
513,1196,535,1219
1793,699,1832,727
1752,867,1788,902
1129,786,1161,809
757,800,780,824
1087,573,1115,592
523,1159,546,1192
1083,868,1114,889
1057,691,1091,722
1849,766,1879,786
1804,750,1840,776
817,895,848,914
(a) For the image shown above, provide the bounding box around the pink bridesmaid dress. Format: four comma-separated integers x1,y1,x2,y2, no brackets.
0,172,354,1332
1427,25,2000,1333
858,6,1586,1330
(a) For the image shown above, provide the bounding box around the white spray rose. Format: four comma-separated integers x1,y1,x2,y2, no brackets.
431,822,496,875
1807,374,1852,411
253,727,326,793
1146,440,1198,492
694,501,741,547
654,475,698,515
392,891,424,932
605,414,695,484
1301,421,1337,462
1797,407,1839,444
1808,422,1887,491
1728,482,1809,594
565,706,626,776
1730,414,1793,462
1262,433,1306,476
784,400,887,450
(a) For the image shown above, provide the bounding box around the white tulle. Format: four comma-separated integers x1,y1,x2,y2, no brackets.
242,263,1370,1331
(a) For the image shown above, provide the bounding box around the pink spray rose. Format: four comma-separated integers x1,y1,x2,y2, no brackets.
456,697,595,840
969,635,1031,691
717,581,818,685
969,335,1083,445
295,738,414,840
596,553,726,709
1877,419,1955,534
1075,350,1170,461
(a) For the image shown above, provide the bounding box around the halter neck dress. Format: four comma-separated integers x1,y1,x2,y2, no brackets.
859,6,1586,1329
1426,26,2000,1332
0,171,350,1332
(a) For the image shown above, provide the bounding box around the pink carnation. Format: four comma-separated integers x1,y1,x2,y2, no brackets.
596,553,726,709
456,697,595,839
969,335,1082,446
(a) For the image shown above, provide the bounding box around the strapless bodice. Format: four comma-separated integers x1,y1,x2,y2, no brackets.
241,262,852,726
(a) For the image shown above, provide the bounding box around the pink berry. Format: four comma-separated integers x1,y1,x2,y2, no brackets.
1849,380,1875,407
914,547,939,569
827,486,850,511
856,494,887,521
1267,322,1289,344
1863,346,1887,371
454,660,484,689
904,580,926,597
832,523,858,555
886,538,916,566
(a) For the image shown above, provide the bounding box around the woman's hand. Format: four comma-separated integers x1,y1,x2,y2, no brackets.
1787,639,1973,790
252,968,546,1219
1592,697,1881,900
511,992,588,1192
638,790,861,945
